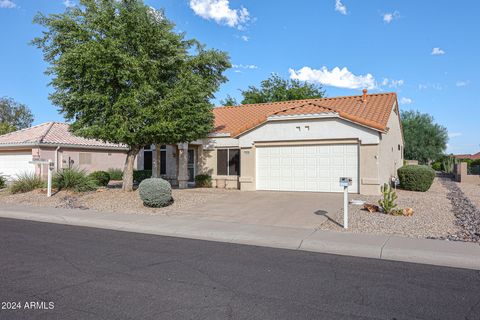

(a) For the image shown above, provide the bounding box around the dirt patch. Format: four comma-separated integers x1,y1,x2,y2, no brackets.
0,187,237,215
319,177,460,239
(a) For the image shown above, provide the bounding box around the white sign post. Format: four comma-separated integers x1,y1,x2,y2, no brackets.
47,160,54,197
339,177,353,229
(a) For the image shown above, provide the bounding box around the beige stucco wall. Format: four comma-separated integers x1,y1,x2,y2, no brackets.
37,147,127,178
378,102,404,187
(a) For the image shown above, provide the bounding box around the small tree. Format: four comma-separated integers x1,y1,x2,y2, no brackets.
240,73,325,104
33,0,230,191
220,94,238,106
401,110,448,164
0,97,34,135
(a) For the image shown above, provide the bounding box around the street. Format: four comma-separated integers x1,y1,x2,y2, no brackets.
0,217,479,320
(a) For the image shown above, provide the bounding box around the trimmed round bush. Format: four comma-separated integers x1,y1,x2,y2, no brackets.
398,165,435,192
138,178,172,208
89,171,110,187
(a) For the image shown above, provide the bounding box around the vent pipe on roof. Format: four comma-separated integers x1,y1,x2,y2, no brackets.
362,89,367,102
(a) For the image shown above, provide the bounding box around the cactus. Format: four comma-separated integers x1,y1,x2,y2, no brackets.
378,183,398,214
138,178,172,208
442,156,458,174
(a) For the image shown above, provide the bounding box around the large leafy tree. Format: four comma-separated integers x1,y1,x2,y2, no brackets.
401,110,448,164
239,73,325,104
0,97,34,135
33,0,230,191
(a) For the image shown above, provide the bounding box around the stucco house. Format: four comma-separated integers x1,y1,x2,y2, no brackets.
139,91,404,195
0,122,127,180
0,91,403,195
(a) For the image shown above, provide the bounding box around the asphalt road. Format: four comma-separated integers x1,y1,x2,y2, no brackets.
0,218,479,320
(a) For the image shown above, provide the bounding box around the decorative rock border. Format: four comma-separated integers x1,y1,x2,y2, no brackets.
440,179,480,242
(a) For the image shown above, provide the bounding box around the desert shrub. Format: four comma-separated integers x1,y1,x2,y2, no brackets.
378,183,398,214
53,168,98,192
138,178,172,208
10,172,45,194
195,174,212,188
89,171,110,186
107,168,123,180
431,161,442,171
0,174,6,189
398,165,435,192
133,170,152,183
470,159,480,166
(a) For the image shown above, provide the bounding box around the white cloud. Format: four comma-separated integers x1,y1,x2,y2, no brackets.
383,11,399,23
449,132,463,138
189,0,249,28
0,0,16,8
335,0,347,15
232,64,258,69
456,80,470,87
63,0,74,7
399,97,412,105
240,35,249,41
419,83,443,90
289,66,376,90
431,47,445,55
382,78,404,88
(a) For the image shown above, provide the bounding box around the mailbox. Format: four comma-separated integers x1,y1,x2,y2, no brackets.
339,177,352,187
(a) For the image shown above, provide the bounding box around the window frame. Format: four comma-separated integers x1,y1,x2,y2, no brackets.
217,148,240,176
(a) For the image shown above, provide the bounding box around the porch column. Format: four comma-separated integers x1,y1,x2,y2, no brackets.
152,144,161,178
177,142,189,189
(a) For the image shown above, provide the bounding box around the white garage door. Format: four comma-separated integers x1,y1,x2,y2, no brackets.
256,144,358,193
0,152,35,180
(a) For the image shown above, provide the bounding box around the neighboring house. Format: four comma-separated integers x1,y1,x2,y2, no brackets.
453,152,480,160
0,122,127,180
140,91,404,195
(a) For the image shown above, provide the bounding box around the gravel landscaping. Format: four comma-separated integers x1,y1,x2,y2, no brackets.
441,179,480,242
0,187,236,215
319,177,461,239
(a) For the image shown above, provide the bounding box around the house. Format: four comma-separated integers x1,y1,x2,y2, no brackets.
453,152,480,160
139,91,404,195
0,122,128,180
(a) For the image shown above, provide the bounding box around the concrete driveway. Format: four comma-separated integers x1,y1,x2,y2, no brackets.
174,190,344,229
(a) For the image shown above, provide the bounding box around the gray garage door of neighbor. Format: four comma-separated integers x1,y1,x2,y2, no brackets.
256,144,359,193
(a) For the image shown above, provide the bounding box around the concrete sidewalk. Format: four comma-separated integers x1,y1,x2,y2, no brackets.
0,205,478,270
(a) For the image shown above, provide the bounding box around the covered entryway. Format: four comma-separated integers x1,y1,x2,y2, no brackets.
0,151,34,180
256,144,358,193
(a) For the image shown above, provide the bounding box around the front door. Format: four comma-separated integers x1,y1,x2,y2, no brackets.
187,149,195,185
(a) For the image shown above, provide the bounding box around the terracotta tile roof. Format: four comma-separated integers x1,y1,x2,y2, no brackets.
213,92,398,137
0,122,126,149
454,152,480,160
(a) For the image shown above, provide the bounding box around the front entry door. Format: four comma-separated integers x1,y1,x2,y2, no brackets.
187,149,195,185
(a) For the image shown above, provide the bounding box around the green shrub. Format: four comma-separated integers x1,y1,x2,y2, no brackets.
10,172,45,194
431,161,442,171
471,159,480,166
89,171,110,186
398,165,435,192
133,170,152,183
107,168,123,180
53,168,98,192
0,174,6,189
378,183,398,214
138,178,172,208
195,174,212,188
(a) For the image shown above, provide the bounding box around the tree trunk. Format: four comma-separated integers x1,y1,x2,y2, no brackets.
122,146,140,192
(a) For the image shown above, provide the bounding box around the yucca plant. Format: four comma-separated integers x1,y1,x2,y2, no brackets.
53,168,98,192
10,172,45,194
378,183,398,214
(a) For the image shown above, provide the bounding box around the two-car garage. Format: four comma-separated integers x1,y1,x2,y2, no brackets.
0,150,35,180
255,144,359,193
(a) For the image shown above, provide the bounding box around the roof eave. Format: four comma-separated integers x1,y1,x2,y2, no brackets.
0,142,128,151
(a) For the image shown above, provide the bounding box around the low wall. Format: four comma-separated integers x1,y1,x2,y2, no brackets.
454,162,480,184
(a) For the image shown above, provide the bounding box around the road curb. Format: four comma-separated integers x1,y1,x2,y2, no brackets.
0,206,479,270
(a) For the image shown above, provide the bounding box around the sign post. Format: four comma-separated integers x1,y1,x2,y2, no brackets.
339,177,353,229
47,160,54,197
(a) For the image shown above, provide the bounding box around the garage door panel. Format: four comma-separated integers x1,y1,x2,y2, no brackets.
256,144,358,193
0,152,35,180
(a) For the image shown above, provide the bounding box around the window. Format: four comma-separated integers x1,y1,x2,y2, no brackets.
160,145,166,175
79,153,92,165
217,149,240,176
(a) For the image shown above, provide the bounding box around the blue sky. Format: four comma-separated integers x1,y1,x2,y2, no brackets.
0,0,478,154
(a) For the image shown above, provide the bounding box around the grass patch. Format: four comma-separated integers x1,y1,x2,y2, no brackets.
10,172,45,194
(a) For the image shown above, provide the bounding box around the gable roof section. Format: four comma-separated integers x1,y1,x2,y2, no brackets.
0,122,126,149
213,92,398,137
